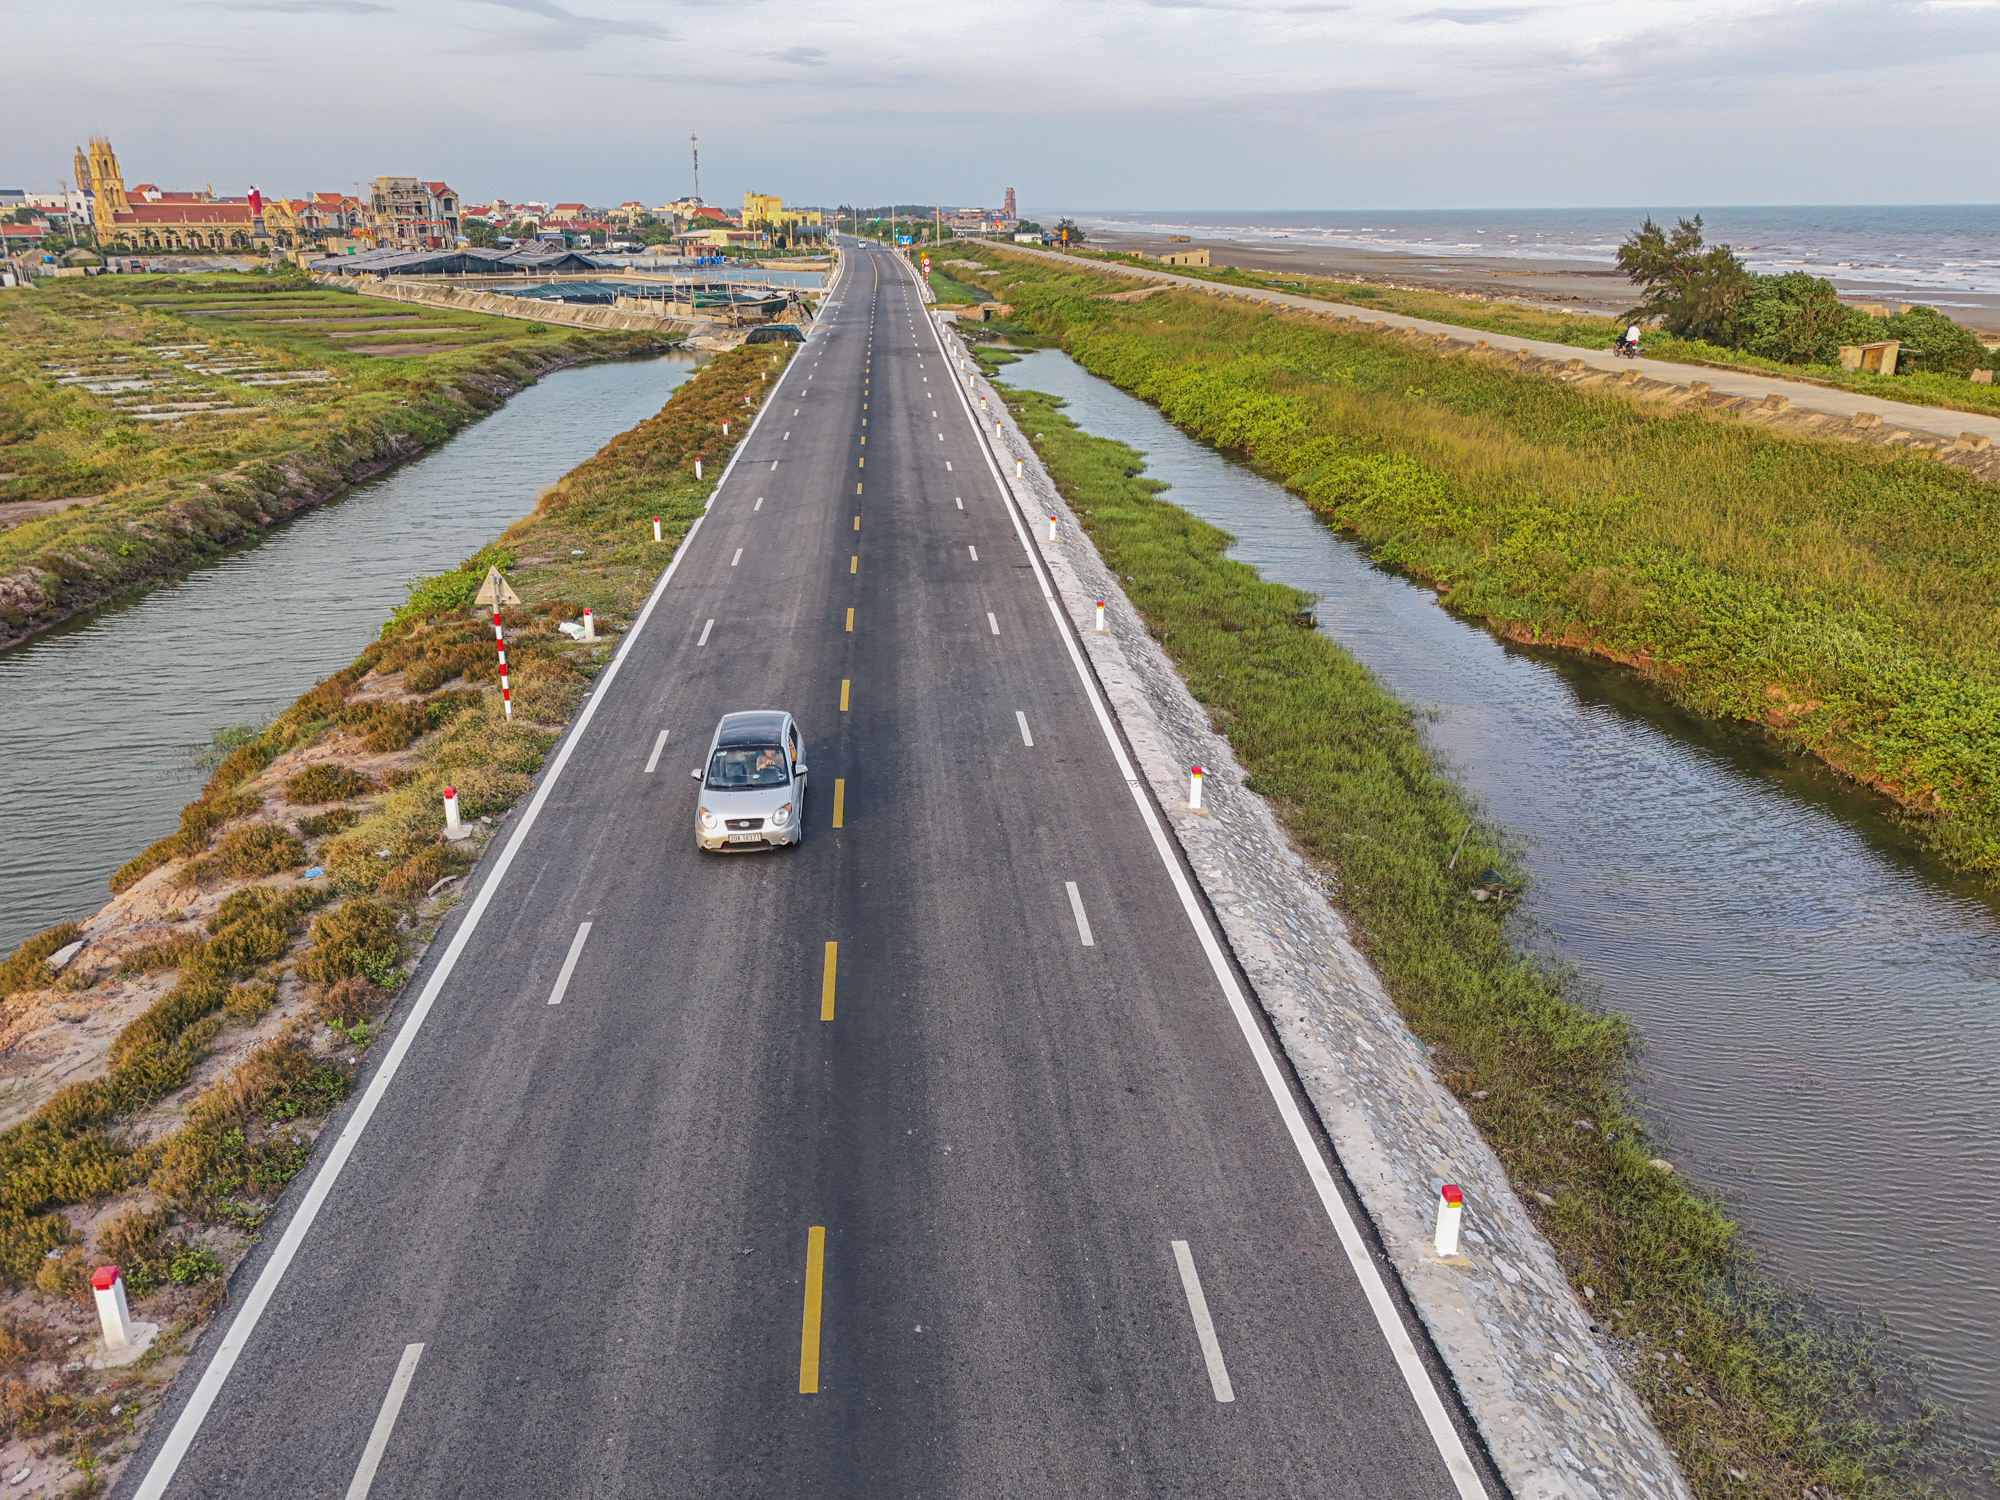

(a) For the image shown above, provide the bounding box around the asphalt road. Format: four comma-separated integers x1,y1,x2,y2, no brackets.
122,239,1496,1499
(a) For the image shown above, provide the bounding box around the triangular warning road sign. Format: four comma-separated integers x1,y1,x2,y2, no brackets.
472,566,522,610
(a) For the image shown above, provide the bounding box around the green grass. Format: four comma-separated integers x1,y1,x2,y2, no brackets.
1043,244,2000,418
953,243,2000,874
0,270,669,640
998,375,1971,1498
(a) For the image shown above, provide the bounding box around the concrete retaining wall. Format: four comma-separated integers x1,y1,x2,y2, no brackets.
320,276,700,337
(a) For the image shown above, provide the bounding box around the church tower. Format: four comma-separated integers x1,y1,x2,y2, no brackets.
79,137,128,241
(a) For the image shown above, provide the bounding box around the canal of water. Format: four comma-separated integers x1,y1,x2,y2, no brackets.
0,353,695,954
1001,348,2000,1462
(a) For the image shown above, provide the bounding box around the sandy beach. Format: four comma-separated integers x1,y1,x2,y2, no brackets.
1081,223,2000,334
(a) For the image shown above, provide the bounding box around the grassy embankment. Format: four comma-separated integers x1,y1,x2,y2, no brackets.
957,244,2000,874
1047,244,2000,420
0,271,667,642
982,356,1969,1499
0,343,784,1485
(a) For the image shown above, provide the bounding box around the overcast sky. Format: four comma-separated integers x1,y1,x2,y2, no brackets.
7,0,1996,214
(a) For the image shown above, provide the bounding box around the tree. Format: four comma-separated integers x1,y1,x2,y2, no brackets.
464,220,499,248
1015,220,1042,236
1741,272,1880,366
1054,217,1086,247
1882,306,1985,377
1616,215,1755,346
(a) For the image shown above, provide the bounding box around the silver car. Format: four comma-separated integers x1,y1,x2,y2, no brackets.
692,710,808,851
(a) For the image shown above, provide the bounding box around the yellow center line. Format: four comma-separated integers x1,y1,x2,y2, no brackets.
845,607,854,631
853,516,860,529
849,554,858,572
832,778,845,828
799,1225,826,1392
840,678,850,710
820,942,838,1021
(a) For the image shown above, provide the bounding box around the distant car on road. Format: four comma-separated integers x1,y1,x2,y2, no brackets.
693,710,808,851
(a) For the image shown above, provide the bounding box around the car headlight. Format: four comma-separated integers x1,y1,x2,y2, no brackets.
699,809,722,832
770,803,792,828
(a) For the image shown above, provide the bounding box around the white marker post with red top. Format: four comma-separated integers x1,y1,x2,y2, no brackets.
1094,601,1106,633
442,787,470,841
92,1266,133,1351
1434,1184,1464,1257
1189,766,1205,812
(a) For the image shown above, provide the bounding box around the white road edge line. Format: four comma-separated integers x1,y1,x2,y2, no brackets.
698,618,714,646
1016,711,1034,747
343,1342,425,1500
1170,1242,1235,1403
910,252,1488,1499
123,260,810,1500
546,921,592,1006
645,730,668,773
1065,881,1095,947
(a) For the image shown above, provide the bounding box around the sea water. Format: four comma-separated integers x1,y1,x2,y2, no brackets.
1069,205,2000,306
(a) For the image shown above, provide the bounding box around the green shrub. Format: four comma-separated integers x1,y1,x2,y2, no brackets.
0,923,83,999
1883,305,1986,376
1741,273,1879,366
172,823,305,888
297,807,362,838
284,763,373,804
295,899,401,986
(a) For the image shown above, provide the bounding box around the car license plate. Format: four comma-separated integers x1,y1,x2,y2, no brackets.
727,831,764,843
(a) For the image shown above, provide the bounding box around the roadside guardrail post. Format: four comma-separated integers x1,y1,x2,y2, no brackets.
1434,1185,1464,1256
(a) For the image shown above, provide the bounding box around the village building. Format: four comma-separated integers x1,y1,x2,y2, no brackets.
74,137,262,251
367,176,460,250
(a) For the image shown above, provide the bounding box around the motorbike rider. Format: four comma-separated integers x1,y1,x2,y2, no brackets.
1619,321,1643,356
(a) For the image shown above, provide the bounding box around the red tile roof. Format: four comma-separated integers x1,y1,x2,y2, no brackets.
112,203,256,226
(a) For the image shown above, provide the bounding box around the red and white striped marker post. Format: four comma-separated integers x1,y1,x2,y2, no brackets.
582,608,596,642
442,786,469,840
1094,600,1106,633
652,515,662,542
1189,765,1205,811
1047,515,1058,541
491,604,512,721
1434,1184,1464,1257
91,1266,134,1351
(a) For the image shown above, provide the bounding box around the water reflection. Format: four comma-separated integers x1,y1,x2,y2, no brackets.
1003,348,2000,1455
0,355,694,950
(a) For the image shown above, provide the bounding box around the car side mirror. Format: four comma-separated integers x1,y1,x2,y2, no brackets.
794,765,809,778
691,768,702,779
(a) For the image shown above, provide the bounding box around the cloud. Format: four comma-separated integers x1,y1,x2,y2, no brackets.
466,0,669,52
1142,0,1349,11
1409,6,1544,21
756,45,827,65
196,0,390,11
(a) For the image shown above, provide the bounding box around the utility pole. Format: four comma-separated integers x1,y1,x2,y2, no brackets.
691,133,701,204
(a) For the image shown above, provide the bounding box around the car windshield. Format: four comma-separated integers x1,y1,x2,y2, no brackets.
707,744,789,789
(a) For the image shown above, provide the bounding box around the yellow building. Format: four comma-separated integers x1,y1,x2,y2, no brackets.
741,192,823,231
74,138,262,251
